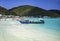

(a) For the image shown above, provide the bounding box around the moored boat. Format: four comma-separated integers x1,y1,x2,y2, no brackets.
19,20,44,24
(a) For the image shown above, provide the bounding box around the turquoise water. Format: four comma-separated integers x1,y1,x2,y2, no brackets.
0,18,60,41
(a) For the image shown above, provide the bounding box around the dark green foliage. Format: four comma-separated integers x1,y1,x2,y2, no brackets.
48,10,60,15
0,6,16,15
0,5,60,17
0,6,8,15
9,5,60,17
9,5,48,16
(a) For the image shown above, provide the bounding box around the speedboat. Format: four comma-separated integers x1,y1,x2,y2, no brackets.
19,20,44,24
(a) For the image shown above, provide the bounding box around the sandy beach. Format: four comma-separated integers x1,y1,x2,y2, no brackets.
0,18,60,41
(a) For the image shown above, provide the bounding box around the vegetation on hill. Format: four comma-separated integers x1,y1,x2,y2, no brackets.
0,6,8,15
0,6,16,15
48,10,60,15
0,5,60,17
9,5,60,17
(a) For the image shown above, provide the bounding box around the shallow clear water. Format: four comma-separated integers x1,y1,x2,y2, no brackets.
0,18,60,41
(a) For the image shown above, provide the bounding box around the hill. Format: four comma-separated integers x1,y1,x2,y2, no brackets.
0,6,16,15
0,5,60,17
48,10,60,15
0,6,8,15
9,5,60,17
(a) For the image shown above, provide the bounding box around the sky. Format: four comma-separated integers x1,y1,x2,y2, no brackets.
0,0,60,10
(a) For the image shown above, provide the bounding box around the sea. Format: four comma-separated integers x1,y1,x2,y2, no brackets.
0,18,60,41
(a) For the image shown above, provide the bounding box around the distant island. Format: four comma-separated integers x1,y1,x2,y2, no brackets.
0,5,60,18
